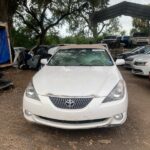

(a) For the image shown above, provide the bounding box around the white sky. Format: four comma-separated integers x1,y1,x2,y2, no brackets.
60,0,150,36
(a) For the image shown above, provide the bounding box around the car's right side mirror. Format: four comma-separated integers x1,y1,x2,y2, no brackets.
116,59,125,66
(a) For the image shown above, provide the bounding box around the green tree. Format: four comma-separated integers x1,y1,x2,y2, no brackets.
11,27,36,48
102,18,121,35
131,18,150,35
15,0,88,46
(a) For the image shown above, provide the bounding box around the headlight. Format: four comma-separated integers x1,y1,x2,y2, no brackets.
134,61,147,66
103,80,125,103
26,82,40,100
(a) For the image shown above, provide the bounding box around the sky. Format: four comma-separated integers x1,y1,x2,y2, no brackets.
59,0,150,36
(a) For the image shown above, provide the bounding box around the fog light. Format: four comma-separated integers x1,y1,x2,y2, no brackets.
114,114,123,120
25,110,32,116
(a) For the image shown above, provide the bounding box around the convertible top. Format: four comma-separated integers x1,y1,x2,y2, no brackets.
59,44,106,50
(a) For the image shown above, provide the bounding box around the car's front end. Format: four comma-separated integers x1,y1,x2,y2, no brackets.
124,54,147,69
23,45,128,129
132,56,150,76
23,79,128,129
132,62,150,76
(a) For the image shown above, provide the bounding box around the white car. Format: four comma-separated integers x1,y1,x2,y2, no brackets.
125,46,150,68
132,55,150,76
23,44,128,129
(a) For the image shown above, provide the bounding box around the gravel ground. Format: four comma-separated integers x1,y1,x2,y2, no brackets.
0,67,150,150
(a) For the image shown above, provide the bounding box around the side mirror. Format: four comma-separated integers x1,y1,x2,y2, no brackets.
40,59,48,65
116,59,125,66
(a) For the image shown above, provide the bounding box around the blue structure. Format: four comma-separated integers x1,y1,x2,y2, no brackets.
0,24,11,66
0,27,10,64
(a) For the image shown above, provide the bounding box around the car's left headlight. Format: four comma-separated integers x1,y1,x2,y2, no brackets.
26,82,40,100
103,80,125,103
135,61,150,66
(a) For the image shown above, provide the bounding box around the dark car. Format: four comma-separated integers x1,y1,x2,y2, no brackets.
101,36,120,48
116,46,146,59
121,36,131,47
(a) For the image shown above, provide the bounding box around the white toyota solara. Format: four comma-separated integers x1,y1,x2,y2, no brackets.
23,44,128,129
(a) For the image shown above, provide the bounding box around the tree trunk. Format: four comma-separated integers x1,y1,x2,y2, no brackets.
0,0,18,28
38,30,47,46
92,23,99,43
0,1,8,22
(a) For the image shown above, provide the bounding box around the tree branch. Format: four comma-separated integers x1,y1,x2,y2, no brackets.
97,23,106,35
23,2,40,25
45,2,88,31
16,11,40,35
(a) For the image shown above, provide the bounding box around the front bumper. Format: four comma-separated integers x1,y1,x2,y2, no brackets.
132,65,150,76
23,93,128,129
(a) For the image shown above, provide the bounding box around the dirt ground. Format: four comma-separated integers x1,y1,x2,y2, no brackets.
0,67,150,150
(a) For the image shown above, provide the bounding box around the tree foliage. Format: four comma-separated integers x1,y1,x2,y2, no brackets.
66,0,121,42
131,18,150,35
15,0,88,45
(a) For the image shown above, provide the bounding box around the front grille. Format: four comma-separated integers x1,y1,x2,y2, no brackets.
50,96,92,109
38,116,108,124
132,69,143,74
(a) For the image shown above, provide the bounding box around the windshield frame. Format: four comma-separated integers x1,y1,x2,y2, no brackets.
47,48,114,67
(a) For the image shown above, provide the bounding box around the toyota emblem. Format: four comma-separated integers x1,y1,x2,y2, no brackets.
65,99,75,108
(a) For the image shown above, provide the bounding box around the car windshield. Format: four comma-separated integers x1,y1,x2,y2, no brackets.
48,49,113,66
131,47,142,53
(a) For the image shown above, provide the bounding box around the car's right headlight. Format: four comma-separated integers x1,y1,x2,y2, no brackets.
26,82,40,100
103,80,125,103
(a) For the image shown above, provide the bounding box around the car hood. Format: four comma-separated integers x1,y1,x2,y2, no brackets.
127,54,147,59
134,54,150,62
33,66,121,97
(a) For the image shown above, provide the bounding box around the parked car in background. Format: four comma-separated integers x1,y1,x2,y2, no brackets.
124,45,150,68
117,46,145,59
131,32,150,46
23,44,128,129
132,54,150,76
121,36,131,48
101,36,120,48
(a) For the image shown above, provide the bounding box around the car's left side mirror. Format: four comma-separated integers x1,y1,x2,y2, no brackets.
116,59,125,66
40,59,48,65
